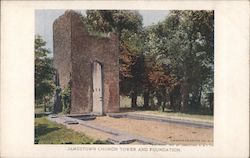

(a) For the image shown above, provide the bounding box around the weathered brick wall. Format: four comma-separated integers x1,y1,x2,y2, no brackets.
53,10,119,114
53,12,72,89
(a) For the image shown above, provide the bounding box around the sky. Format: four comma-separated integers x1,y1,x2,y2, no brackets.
35,10,169,52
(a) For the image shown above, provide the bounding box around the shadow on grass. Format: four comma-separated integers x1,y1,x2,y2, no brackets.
35,124,60,138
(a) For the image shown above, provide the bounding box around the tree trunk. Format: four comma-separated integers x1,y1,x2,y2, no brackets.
156,92,162,110
181,90,188,112
143,91,149,109
181,78,189,112
131,91,137,108
165,89,170,109
149,96,155,108
198,85,203,108
180,30,194,112
169,93,174,109
209,93,214,112
43,104,46,112
162,98,166,112
157,97,162,109
162,89,167,111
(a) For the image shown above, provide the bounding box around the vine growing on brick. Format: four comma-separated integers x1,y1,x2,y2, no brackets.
61,80,72,114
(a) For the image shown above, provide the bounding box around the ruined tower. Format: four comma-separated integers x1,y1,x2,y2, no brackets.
53,10,120,115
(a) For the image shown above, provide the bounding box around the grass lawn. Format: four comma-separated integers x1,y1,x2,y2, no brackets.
134,110,213,123
120,96,213,122
35,117,109,144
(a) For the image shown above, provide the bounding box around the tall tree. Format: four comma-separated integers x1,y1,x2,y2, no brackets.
35,35,55,112
144,11,214,111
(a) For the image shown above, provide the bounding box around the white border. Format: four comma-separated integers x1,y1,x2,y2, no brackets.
1,1,249,158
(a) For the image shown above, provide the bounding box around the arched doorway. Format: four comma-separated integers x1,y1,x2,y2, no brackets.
92,61,103,115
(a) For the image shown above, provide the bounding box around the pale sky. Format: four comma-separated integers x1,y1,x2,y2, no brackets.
35,10,169,52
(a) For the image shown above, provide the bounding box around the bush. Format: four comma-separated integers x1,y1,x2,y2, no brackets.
61,81,72,114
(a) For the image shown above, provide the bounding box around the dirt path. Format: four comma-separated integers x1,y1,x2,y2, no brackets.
50,115,213,145
88,116,213,145
67,123,112,141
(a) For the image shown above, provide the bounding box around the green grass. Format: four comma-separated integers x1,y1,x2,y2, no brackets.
35,117,109,144
136,110,213,122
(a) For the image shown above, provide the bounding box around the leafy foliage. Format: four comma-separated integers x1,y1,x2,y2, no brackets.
144,11,214,111
35,35,55,112
61,81,72,114
85,10,143,38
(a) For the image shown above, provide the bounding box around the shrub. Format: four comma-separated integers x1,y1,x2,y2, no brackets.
61,81,72,114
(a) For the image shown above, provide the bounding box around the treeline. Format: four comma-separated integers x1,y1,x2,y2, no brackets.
84,10,214,113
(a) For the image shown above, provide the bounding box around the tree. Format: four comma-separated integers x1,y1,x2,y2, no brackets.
145,11,214,111
35,35,55,112
85,10,143,40
143,23,179,110
120,30,146,108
